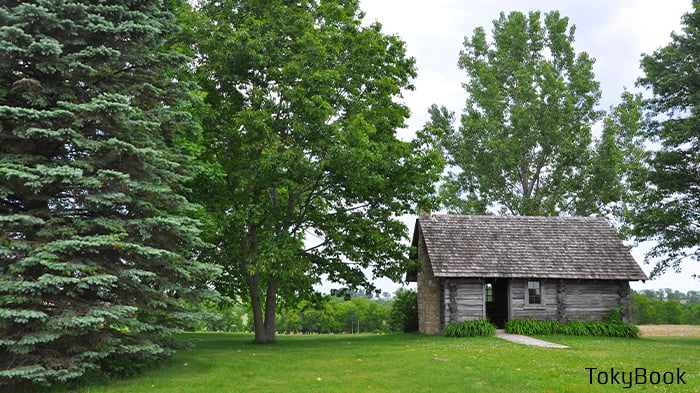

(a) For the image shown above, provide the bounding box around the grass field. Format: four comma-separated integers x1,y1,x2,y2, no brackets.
54,330,700,393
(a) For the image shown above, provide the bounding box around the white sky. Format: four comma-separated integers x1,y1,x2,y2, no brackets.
355,0,699,294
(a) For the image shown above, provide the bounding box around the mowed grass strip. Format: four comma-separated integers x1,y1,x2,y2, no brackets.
55,332,700,393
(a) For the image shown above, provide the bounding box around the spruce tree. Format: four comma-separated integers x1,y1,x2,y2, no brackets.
0,0,216,389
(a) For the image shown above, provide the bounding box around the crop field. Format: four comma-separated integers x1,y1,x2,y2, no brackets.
638,325,700,337
52,328,700,393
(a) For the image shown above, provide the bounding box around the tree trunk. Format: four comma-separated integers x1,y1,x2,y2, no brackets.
241,226,276,343
242,276,278,343
262,279,279,342
243,269,268,343
247,276,278,343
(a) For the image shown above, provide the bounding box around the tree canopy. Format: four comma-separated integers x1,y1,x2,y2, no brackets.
0,0,217,389
420,10,643,216
187,0,440,343
628,2,700,278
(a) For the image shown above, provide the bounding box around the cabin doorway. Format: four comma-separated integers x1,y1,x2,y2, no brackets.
485,279,508,328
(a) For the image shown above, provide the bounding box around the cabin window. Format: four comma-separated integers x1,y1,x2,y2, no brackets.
527,281,541,304
485,283,493,302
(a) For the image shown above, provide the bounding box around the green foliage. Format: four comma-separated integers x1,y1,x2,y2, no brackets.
191,293,399,335
443,319,496,337
602,307,624,324
390,289,418,333
629,290,700,325
0,0,218,389
276,296,395,334
179,301,248,333
582,91,648,217
628,4,700,277
187,0,441,343
563,320,589,336
639,289,700,302
505,318,639,338
422,10,606,215
505,318,565,335
421,11,646,217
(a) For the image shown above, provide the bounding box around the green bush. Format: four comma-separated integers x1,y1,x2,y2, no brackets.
505,318,565,335
505,318,639,338
390,289,419,333
443,319,496,337
564,320,589,336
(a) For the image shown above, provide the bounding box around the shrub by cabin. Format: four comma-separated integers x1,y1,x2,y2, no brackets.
408,215,647,334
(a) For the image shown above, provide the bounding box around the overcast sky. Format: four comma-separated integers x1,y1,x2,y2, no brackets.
356,0,699,293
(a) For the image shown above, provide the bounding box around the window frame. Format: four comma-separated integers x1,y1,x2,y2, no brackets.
524,280,544,308
485,282,494,303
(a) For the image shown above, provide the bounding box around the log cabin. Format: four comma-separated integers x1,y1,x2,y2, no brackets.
408,214,648,334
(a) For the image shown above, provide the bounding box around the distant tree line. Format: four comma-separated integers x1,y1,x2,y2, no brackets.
636,289,700,302
276,297,395,334
630,290,700,325
190,289,419,334
192,289,700,331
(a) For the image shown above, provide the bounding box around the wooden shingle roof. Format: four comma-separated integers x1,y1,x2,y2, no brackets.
412,215,647,280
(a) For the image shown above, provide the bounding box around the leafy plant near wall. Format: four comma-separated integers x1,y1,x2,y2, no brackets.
505,319,639,338
443,319,496,337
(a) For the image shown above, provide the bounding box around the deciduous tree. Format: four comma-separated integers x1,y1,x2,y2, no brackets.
188,0,439,343
629,2,700,278
580,91,648,217
390,288,418,332
423,11,611,216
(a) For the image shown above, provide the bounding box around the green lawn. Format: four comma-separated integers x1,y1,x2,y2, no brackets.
55,333,699,393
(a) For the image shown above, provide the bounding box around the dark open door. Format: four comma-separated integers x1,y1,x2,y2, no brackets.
485,279,508,328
